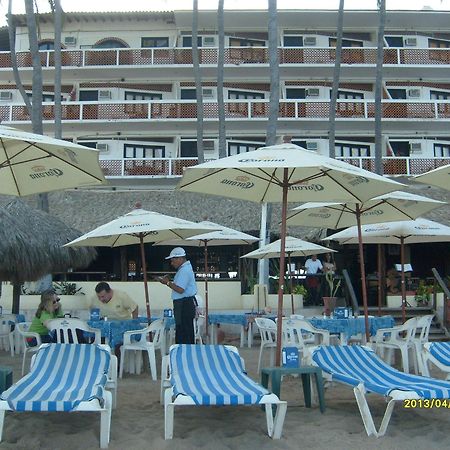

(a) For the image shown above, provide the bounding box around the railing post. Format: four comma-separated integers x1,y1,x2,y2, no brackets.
116,49,120,66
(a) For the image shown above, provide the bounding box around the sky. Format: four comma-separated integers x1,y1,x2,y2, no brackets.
1,0,450,26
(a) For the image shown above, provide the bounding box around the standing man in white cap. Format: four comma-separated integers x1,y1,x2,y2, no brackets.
159,247,197,344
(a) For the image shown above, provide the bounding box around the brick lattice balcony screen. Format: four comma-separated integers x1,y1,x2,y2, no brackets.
304,102,330,118
15,52,47,68
408,158,450,175
226,102,248,118
49,51,83,67
11,105,30,121
171,158,198,176
124,159,169,176
336,102,365,118
0,53,12,68
279,48,304,64
226,47,268,64
100,160,122,176
85,50,116,66
279,102,296,118
437,104,450,118
150,103,197,119
383,159,407,175
0,105,9,122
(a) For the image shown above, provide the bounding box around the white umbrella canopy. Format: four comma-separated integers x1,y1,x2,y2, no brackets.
413,164,450,191
324,218,450,322
0,126,106,195
65,208,219,318
241,236,335,260
177,143,405,365
154,221,259,328
286,191,445,229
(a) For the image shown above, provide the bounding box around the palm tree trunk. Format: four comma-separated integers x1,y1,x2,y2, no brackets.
51,0,63,140
374,0,386,175
329,0,345,159
192,0,205,164
217,0,226,158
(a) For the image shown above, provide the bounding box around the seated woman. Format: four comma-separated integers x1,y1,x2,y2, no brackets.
28,290,64,345
386,267,401,294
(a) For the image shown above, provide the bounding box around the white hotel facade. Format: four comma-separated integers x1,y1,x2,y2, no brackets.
1,8,450,190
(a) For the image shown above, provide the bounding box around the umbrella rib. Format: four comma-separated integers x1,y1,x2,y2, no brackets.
321,170,365,203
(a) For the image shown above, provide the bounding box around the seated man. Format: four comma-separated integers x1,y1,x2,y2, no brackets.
88,282,138,319
386,267,400,294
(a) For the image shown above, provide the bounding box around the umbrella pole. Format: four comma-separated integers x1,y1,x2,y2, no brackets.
139,234,151,320
275,169,289,367
203,240,209,339
288,253,294,315
400,237,406,323
356,205,370,343
377,244,382,316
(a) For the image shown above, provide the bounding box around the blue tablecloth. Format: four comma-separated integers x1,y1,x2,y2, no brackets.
88,319,147,348
208,313,277,327
309,316,395,339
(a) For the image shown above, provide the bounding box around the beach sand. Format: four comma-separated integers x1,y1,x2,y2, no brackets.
0,336,449,450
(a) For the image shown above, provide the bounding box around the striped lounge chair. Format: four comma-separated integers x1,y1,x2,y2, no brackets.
309,345,450,437
161,344,287,439
0,344,114,448
422,342,450,380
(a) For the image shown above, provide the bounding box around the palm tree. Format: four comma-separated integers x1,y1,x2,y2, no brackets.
374,0,386,175
217,0,226,158
192,0,205,164
328,0,345,159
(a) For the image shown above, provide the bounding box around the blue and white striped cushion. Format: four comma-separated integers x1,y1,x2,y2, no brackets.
312,345,450,399
170,345,269,405
1,344,110,412
429,342,450,366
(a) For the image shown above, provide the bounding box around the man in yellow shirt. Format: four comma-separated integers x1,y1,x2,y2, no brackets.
88,282,138,319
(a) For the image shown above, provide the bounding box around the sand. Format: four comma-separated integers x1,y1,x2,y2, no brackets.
0,337,449,450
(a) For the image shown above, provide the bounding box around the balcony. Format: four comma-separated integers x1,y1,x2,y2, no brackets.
100,156,450,179
2,99,449,135
2,46,450,82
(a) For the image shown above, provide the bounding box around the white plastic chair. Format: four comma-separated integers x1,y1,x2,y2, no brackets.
194,315,205,344
0,316,15,357
412,314,434,375
16,322,42,375
47,318,101,344
371,317,418,373
254,317,277,374
119,319,165,380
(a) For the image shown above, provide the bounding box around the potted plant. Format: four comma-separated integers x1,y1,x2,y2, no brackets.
414,280,432,306
322,272,342,316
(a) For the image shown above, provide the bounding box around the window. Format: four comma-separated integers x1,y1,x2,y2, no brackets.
180,89,197,100
228,90,265,100
79,90,99,101
387,89,407,100
228,38,265,47
385,36,404,47
329,38,363,48
180,141,198,157
429,39,450,49
434,143,450,157
141,37,169,48
125,91,163,100
335,142,370,157
390,141,410,157
286,88,306,99
38,41,55,50
283,36,303,47
336,90,364,100
227,141,260,156
26,92,63,102
123,144,165,159
182,36,203,47
430,90,450,100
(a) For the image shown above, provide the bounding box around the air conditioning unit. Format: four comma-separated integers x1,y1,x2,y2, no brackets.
0,91,12,101
410,142,422,153
306,88,320,97
64,36,77,46
407,89,421,98
202,88,215,99
203,140,215,152
306,141,319,151
202,36,217,47
96,143,109,152
98,90,112,100
303,36,317,46
404,37,417,47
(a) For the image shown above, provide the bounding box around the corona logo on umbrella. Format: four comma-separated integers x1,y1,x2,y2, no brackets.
220,176,254,189
29,166,64,179
237,157,285,163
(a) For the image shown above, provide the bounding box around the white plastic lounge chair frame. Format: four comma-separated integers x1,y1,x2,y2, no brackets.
161,344,287,440
0,343,117,448
16,322,42,375
422,341,450,380
308,345,450,438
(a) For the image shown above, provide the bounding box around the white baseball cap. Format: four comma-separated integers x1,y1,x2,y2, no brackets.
165,247,186,259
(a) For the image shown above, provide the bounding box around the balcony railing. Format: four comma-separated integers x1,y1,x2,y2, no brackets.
3,99,450,123
100,156,450,178
2,46,450,68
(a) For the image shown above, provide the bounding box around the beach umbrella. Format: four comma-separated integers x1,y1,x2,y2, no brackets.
241,236,336,314
177,143,405,365
286,191,445,338
155,221,259,330
0,199,97,313
324,218,450,322
413,164,450,191
65,207,219,319
0,126,105,196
